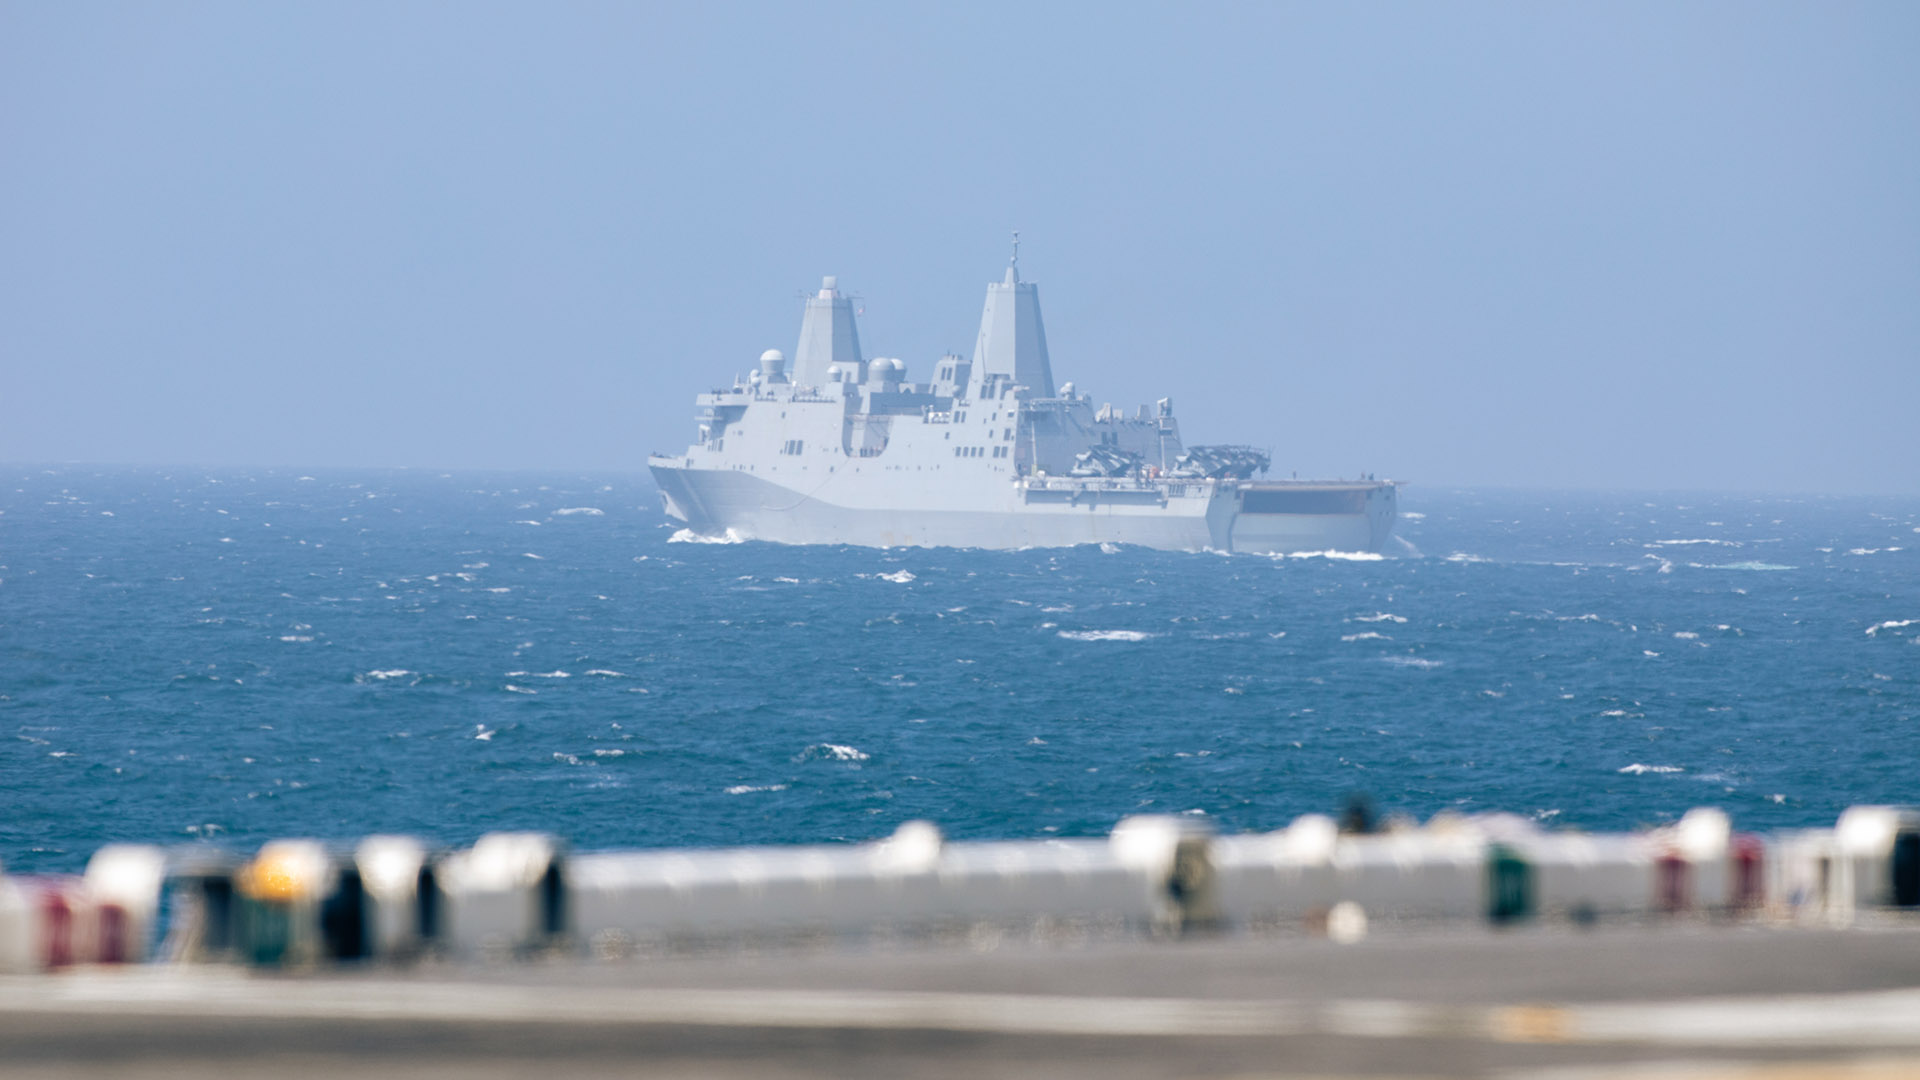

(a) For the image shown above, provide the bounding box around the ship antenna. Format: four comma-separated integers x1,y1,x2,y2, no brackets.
1009,230,1020,281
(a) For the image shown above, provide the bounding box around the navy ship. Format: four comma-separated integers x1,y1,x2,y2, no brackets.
649,247,1396,553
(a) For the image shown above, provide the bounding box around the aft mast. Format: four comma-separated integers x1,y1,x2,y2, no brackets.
970,232,1055,400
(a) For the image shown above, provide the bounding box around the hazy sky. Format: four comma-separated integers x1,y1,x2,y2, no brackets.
4,3,1916,493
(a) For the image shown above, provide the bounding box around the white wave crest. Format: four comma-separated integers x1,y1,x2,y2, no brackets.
669,528,748,544
552,507,604,516
876,570,915,583
1649,538,1740,547
1341,631,1390,642
514,520,542,526
1058,629,1155,642
583,669,626,677
1619,764,1683,775
364,669,412,680
1866,619,1917,636
1699,561,1796,572
725,784,789,795
1287,550,1385,561
1849,547,1903,556
1672,631,1699,640
278,635,314,642
503,684,537,695
1099,542,1122,554
1381,656,1443,669
1353,613,1407,623
474,725,495,741
800,743,869,762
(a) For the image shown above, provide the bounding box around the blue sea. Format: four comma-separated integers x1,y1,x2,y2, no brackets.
3,468,1916,874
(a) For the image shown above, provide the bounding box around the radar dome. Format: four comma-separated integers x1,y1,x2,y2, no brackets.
759,349,785,364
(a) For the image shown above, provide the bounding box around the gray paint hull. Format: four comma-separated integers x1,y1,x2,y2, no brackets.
650,464,1395,554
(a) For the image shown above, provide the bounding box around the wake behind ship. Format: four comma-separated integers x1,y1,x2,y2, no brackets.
648,251,1396,553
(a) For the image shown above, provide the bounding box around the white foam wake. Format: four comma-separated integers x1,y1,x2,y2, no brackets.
552,507,604,516
1866,619,1917,636
1619,764,1683,775
1286,550,1385,561
669,528,748,544
1057,629,1155,642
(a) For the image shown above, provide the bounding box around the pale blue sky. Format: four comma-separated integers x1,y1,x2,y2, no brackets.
4,3,1916,492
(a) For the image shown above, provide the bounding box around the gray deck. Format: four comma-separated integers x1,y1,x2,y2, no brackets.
5,919,1919,1077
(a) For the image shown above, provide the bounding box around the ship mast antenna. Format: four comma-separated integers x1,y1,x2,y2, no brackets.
1009,230,1020,281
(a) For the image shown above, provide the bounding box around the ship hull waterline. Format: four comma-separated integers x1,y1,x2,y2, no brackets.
651,462,1395,554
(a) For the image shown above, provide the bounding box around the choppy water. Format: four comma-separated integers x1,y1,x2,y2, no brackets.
3,468,1916,873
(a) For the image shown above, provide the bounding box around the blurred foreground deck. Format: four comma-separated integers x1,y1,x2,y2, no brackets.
4,920,1920,1078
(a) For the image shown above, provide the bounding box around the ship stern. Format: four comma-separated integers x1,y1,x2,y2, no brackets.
1229,481,1397,555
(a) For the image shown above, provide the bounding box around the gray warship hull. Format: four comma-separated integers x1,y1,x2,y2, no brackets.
650,466,1394,554
649,256,1396,554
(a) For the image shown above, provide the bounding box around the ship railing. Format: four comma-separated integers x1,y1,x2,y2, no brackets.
22,805,1917,970
1024,476,1209,496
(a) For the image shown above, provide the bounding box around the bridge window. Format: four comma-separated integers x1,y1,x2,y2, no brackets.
781,439,804,456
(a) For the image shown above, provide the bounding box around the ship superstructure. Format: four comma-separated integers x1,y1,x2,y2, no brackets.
647,253,1396,553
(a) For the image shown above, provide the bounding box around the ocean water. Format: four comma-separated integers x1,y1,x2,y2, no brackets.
2,468,1916,874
